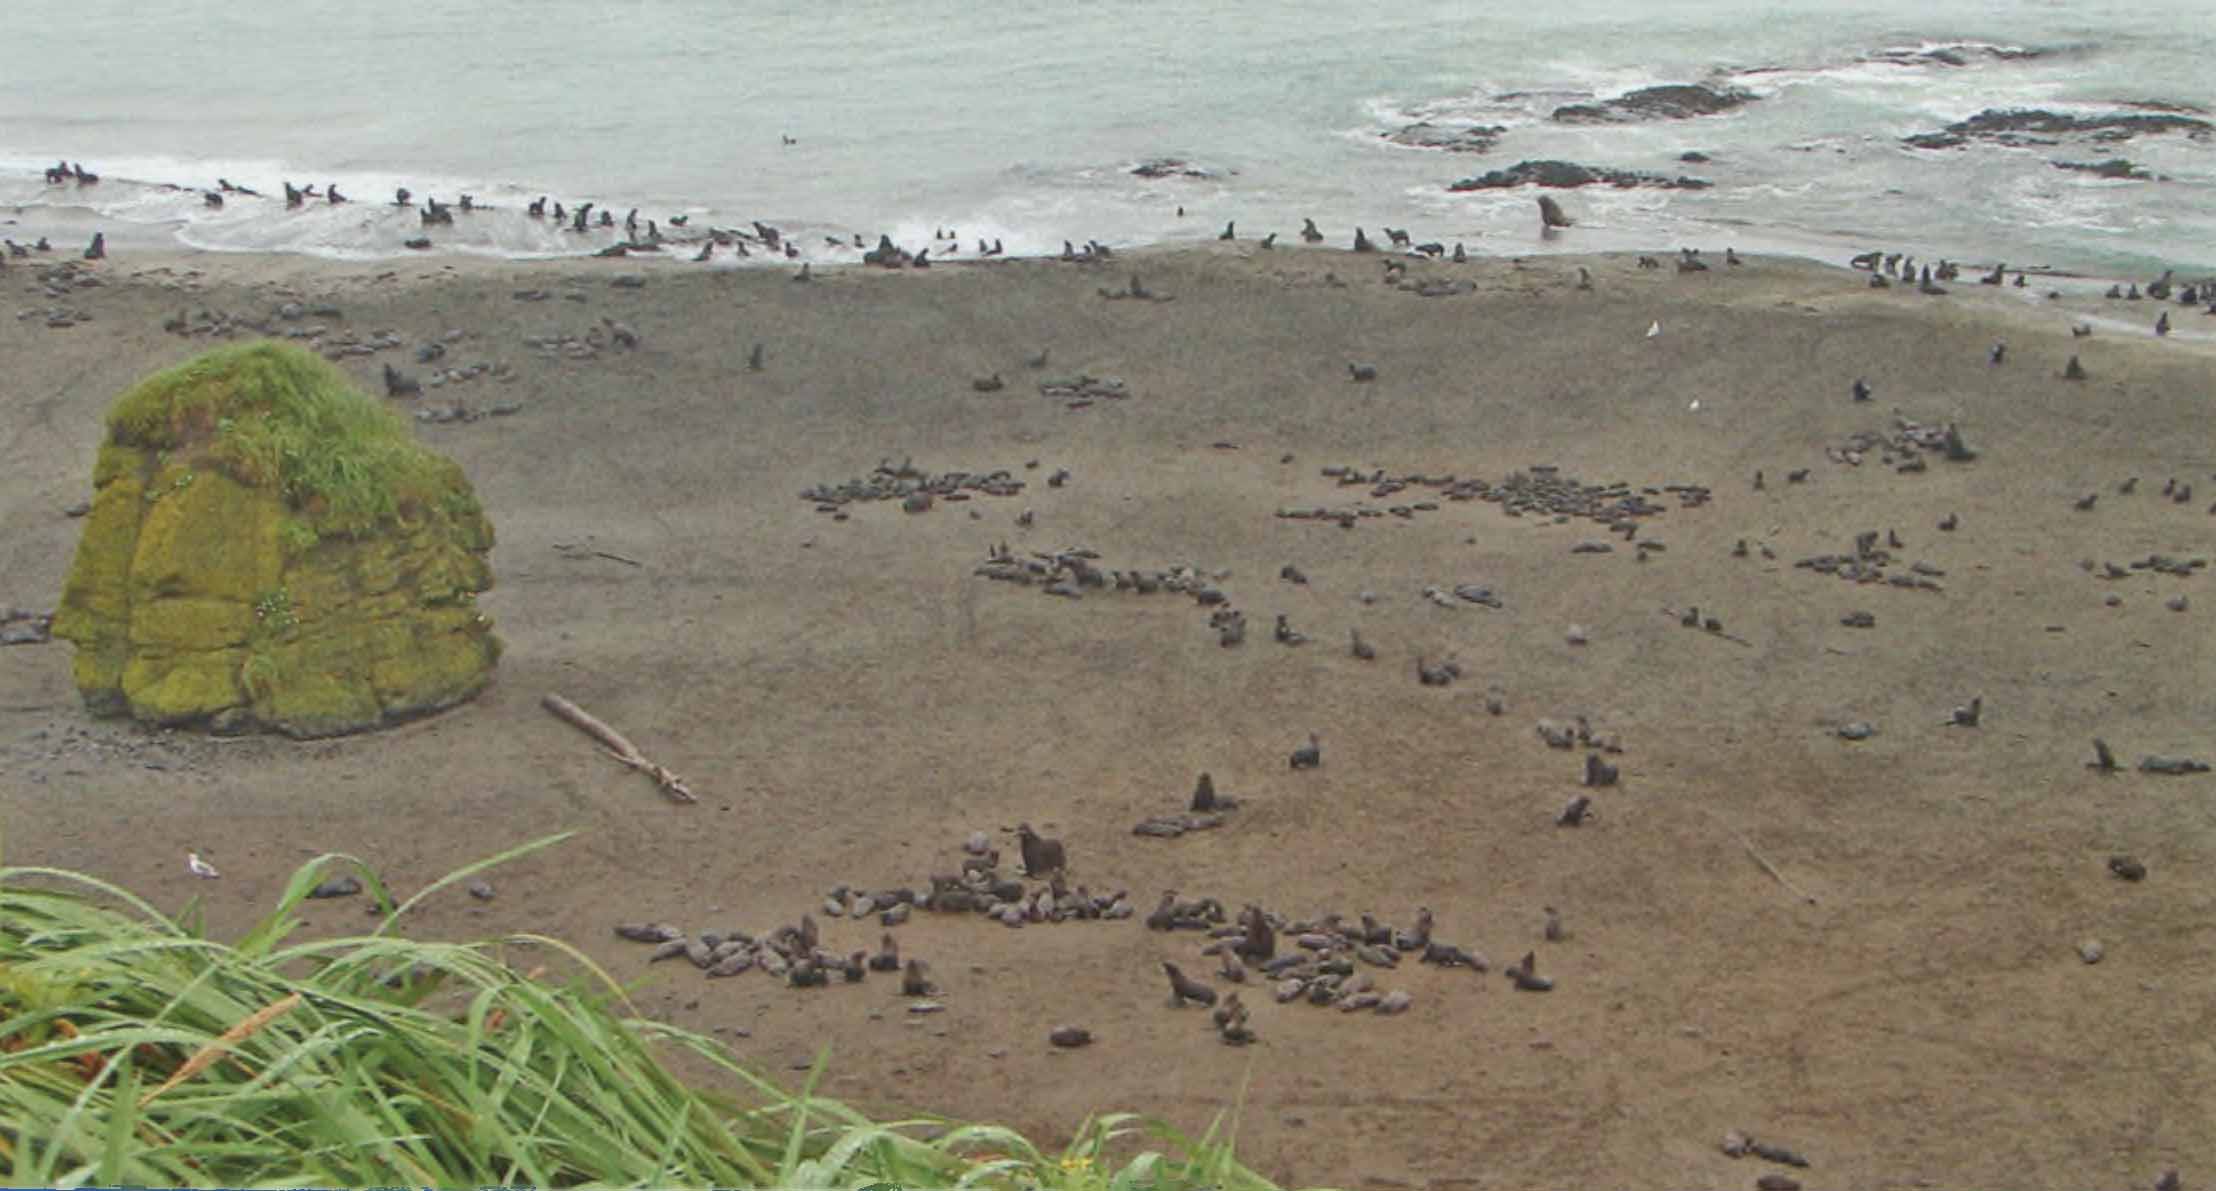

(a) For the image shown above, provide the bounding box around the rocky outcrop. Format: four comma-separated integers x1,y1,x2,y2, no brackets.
52,341,500,738
1381,122,1506,153
1130,158,1212,179
1904,108,2213,149
2053,158,2160,180
1866,42,2046,68
1551,84,1755,124
1448,160,1712,191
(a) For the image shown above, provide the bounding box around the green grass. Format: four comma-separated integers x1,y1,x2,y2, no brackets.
0,831,1292,1190
105,341,472,538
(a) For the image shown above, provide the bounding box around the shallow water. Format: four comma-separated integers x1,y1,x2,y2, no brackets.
1,0,2209,275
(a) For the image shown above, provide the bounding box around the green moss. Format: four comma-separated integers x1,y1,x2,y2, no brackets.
106,342,460,538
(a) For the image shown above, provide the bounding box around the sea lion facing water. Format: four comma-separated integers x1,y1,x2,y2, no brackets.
1538,196,1573,229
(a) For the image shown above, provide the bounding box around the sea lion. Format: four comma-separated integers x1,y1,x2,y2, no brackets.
394,187,412,206
2155,311,2170,336
284,182,304,208
204,191,223,208
1537,196,1573,229
1947,696,1983,727
1301,218,1323,243
1289,733,1322,769
82,232,104,261
598,209,613,227
1348,362,1378,382
1852,378,1871,403
1452,242,1467,263
1557,794,1592,826
2064,355,2086,381
1981,263,2004,285
1726,247,1742,266
1260,232,1276,249
1349,628,1376,660
1273,613,1307,645
1385,227,1411,247
1163,962,1218,1008
383,364,421,397
1219,220,1235,241
327,185,346,204
1506,950,1553,992
748,343,765,371
1353,227,1376,253
1583,753,1618,787
1016,823,1066,876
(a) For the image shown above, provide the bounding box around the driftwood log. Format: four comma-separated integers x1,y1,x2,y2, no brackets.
541,693,696,803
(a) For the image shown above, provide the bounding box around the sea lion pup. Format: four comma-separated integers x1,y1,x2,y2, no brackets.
1301,217,1323,243
869,932,900,972
1017,823,1066,876
1852,377,1872,403
327,184,347,204
1162,962,1218,1008
1452,242,1467,263
1236,905,1276,961
1219,220,1235,241
1289,733,1322,770
1273,614,1307,645
1353,226,1376,252
394,187,412,206
2064,354,2086,381
2088,738,2119,772
1946,696,1982,727
383,363,421,397
1980,262,2004,285
748,343,765,371
1190,772,1237,812
1726,246,1742,266
1537,196,1573,230
1349,627,1376,660
1988,342,2006,365
1347,362,1377,382
2155,311,2170,336
82,232,104,261
1259,232,1277,250
528,196,546,217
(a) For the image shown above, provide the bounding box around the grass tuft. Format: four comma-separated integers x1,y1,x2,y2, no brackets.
0,832,1302,1189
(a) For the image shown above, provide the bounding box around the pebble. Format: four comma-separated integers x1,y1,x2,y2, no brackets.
2078,938,2105,965
1047,1025,1093,1048
908,1000,946,1014
1838,721,1876,741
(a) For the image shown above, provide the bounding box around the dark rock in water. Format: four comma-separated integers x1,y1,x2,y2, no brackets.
1449,160,1712,191
2053,158,2159,180
1551,83,1756,124
1903,108,2213,150
1863,42,2048,68
1131,158,1213,179
1382,122,1507,153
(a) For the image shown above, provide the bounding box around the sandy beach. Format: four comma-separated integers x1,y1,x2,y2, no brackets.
3,241,2211,1188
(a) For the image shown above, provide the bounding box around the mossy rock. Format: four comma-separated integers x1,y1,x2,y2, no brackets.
53,342,500,738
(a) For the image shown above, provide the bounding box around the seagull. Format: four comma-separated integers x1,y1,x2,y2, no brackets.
1645,320,1661,338
187,852,221,879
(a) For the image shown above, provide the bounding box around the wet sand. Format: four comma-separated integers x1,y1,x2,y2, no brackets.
3,243,2212,1188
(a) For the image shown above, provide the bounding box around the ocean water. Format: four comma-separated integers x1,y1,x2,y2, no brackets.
0,0,2209,277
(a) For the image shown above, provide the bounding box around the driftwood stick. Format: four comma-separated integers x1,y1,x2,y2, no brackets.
541,693,696,803
1727,822,1816,905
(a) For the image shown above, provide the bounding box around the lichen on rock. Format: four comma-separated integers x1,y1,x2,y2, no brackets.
53,341,500,738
